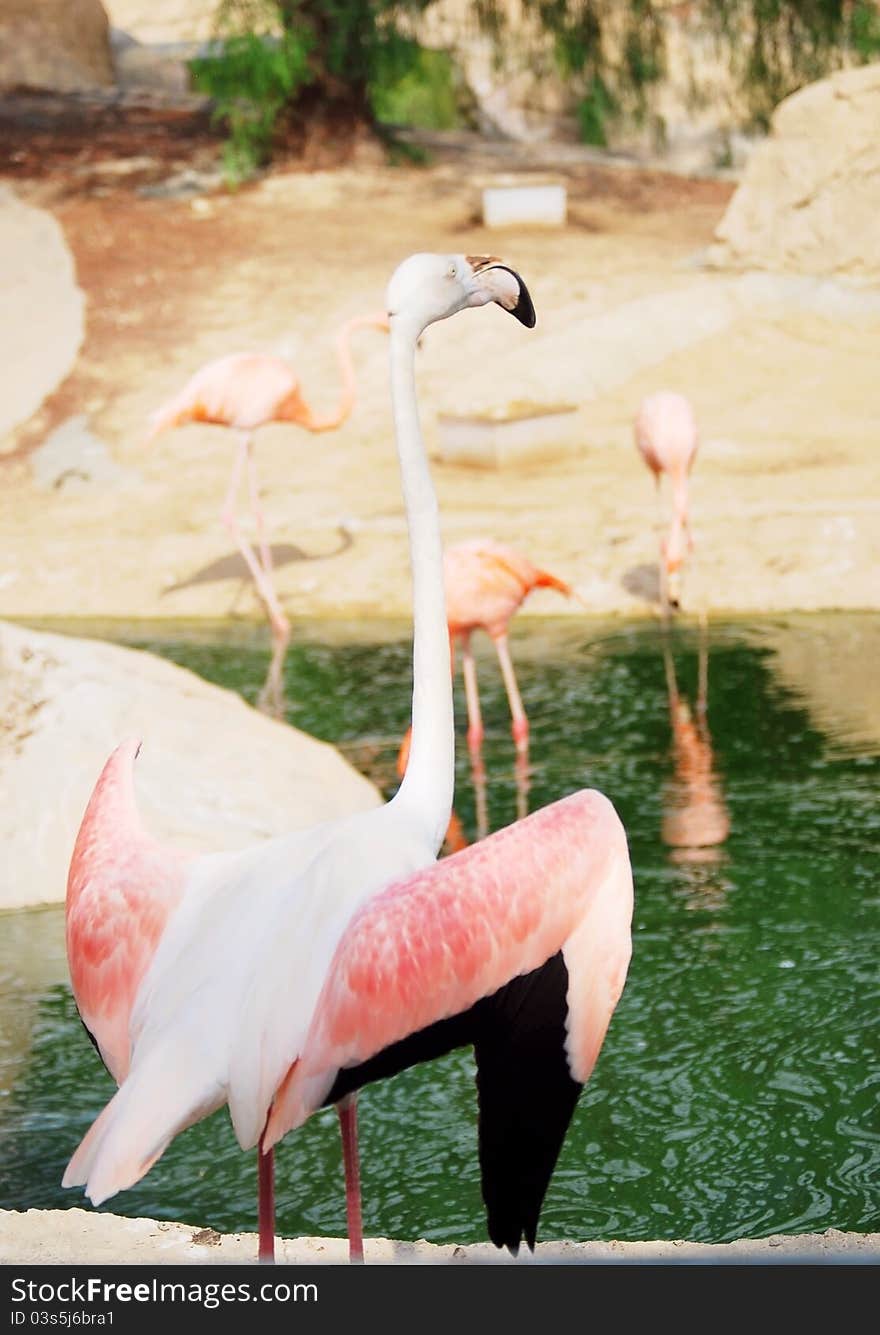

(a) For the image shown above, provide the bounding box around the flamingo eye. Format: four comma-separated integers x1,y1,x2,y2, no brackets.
447,262,458,280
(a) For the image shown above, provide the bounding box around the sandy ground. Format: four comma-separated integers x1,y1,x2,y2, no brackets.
3,1209,878,1265
2,128,879,630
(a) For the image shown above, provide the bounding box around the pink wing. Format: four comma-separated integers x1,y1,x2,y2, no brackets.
266,787,633,1145
148,354,301,436
66,738,192,1082
445,539,572,637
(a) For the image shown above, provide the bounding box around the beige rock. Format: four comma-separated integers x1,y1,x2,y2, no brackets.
102,0,216,45
114,40,192,96
0,0,115,93
0,188,85,446
0,620,381,910
709,63,880,280
417,0,751,166
1,1207,877,1265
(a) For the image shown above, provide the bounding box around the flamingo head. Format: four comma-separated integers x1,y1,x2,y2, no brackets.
386,253,536,336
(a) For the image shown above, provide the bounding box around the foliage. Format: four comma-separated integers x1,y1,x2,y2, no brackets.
191,1,451,179
526,0,880,141
370,45,471,131
190,4,312,182
704,0,880,127
576,74,617,147
195,0,880,172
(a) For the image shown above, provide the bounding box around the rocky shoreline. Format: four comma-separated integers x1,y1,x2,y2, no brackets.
2,1209,877,1266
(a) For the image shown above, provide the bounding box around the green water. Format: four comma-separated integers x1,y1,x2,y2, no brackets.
1,615,878,1245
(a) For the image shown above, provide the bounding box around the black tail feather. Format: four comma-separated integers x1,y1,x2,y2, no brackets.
324,951,580,1254
473,952,582,1253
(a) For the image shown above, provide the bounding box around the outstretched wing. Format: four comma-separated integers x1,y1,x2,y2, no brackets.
66,738,191,1082
265,788,634,1251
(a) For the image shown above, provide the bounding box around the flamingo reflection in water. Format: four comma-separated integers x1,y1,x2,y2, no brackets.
467,739,531,845
661,617,731,871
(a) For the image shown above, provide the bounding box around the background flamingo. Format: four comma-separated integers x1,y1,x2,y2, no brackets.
62,253,536,1264
634,390,699,611
398,539,577,774
148,312,389,652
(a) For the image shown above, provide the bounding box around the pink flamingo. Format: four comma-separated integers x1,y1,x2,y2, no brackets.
62,253,544,1263
148,312,389,647
68,774,633,1257
634,390,699,611
398,539,577,770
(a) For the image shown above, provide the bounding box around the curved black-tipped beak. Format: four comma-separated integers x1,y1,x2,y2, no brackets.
467,255,537,328
487,264,537,328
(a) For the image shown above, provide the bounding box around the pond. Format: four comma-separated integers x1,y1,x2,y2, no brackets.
1,613,878,1247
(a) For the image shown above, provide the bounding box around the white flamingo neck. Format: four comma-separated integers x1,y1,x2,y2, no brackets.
301,325,357,431
388,320,454,848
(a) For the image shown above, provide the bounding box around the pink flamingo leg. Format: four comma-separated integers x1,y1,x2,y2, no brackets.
460,633,484,755
221,434,290,643
244,437,275,579
258,1140,275,1264
494,633,529,754
337,1095,364,1264
654,484,672,618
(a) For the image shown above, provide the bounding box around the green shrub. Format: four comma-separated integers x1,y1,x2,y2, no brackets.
190,27,312,183
577,74,618,146
370,45,471,131
849,0,880,60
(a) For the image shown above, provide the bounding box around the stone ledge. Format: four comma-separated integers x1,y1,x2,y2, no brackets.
1,1209,876,1266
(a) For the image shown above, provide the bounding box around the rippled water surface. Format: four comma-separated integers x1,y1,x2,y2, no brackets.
1,614,878,1245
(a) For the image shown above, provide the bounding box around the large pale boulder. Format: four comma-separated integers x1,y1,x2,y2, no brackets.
102,1,216,44
0,0,115,93
0,621,381,910
0,187,85,446
709,63,880,281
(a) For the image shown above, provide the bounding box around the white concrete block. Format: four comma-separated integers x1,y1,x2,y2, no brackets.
482,183,567,228
432,403,581,468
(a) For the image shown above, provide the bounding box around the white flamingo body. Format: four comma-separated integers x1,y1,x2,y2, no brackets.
64,254,538,1250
